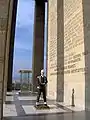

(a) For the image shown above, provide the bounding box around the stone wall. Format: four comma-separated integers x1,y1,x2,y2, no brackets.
64,0,85,108
47,0,90,109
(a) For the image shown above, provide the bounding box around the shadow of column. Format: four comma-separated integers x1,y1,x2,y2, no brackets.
57,0,64,102
83,0,90,111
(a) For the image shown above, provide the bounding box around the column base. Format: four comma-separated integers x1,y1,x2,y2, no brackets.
7,84,12,92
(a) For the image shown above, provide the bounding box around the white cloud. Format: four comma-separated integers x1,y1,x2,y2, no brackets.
14,41,32,51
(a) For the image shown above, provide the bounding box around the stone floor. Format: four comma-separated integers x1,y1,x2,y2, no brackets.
3,91,90,120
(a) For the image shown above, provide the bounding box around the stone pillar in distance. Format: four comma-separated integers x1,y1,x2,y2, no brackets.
32,1,45,92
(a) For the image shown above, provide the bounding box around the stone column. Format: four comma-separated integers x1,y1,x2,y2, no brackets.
47,0,64,101
83,0,90,110
3,0,15,101
57,0,64,102
0,0,11,119
47,0,58,100
7,0,18,92
47,0,63,101
32,1,45,92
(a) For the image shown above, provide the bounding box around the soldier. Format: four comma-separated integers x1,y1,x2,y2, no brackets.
36,69,48,106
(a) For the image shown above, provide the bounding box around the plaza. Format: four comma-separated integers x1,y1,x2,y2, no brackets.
3,91,86,120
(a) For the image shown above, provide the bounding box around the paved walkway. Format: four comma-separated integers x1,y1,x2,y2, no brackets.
3,91,89,120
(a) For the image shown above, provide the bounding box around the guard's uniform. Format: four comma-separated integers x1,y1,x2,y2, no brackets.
36,76,48,103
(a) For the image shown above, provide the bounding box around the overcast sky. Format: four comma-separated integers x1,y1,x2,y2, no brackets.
13,0,47,80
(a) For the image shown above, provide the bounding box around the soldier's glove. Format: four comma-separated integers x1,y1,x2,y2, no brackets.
41,83,45,85
37,86,40,89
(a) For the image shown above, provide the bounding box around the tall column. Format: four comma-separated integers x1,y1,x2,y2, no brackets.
0,0,11,119
47,0,58,100
83,0,90,110
7,0,18,92
47,0,64,102
32,1,45,92
3,0,14,101
57,0,64,102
